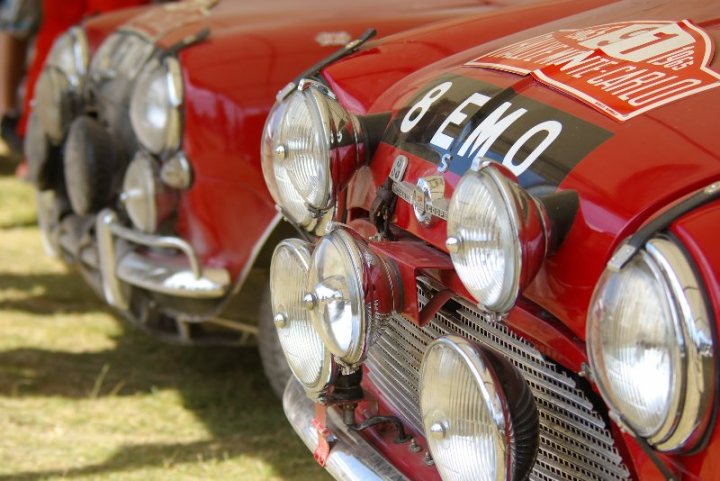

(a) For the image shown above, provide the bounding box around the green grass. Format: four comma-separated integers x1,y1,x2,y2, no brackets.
0,147,331,480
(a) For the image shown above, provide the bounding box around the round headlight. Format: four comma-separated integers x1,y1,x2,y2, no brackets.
306,229,365,366
446,163,548,314
270,239,335,397
305,228,398,367
129,57,183,155
420,336,538,481
35,27,88,143
261,80,364,231
120,153,176,233
587,237,715,451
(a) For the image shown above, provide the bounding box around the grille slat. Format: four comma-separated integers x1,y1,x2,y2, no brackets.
365,278,630,481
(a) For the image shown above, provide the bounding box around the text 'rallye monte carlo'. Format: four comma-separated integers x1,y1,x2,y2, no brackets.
262,0,720,479
23,0,557,395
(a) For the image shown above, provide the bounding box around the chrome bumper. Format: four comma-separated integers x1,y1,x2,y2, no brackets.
96,208,231,310
283,379,409,481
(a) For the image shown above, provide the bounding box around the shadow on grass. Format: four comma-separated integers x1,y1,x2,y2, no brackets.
0,272,105,315
0,436,308,481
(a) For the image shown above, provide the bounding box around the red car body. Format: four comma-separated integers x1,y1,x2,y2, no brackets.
31,0,577,354
269,0,720,479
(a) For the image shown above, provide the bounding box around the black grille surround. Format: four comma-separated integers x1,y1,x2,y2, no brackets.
365,277,631,481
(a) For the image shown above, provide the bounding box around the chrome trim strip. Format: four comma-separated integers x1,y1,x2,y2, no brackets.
108,220,202,277
283,379,410,481
226,213,281,298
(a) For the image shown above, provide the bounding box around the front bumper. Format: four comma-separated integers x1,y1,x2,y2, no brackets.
283,378,409,481
95,208,231,310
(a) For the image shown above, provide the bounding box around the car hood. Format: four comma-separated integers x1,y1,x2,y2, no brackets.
351,0,720,339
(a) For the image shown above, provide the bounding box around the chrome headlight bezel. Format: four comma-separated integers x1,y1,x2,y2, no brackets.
35,26,89,143
587,236,715,452
261,79,364,233
420,336,538,481
446,162,549,314
306,228,367,367
305,227,399,368
129,55,183,156
270,239,337,398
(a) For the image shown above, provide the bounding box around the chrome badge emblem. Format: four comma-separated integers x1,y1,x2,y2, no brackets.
389,155,448,225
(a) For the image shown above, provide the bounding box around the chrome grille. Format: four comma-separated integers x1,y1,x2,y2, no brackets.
366,278,630,481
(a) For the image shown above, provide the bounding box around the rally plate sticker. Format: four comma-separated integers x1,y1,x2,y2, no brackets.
465,20,720,121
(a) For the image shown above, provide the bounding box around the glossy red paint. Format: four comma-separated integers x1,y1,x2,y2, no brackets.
310,0,720,479
174,0,568,282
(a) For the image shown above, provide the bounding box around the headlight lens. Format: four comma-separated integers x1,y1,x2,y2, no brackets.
120,153,176,233
306,229,365,365
587,237,715,451
446,164,547,314
420,336,538,481
130,57,183,155
305,228,398,367
270,239,335,397
261,80,363,231
35,27,89,143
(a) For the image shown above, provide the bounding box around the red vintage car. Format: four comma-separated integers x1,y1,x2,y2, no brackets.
25,0,560,395
262,0,720,478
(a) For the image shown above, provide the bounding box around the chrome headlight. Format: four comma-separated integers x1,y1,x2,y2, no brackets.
446,163,550,314
129,56,183,155
587,237,715,451
305,228,398,367
35,27,89,143
90,32,155,83
261,80,364,231
270,239,335,398
120,153,177,233
420,336,538,481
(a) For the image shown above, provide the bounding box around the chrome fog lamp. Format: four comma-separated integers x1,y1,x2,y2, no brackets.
271,239,335,398
587,237,715,452
447,163,555,314
120,153,177,233
261,79,364,231
130,56,183,155
420,336,538,481
305,228,398,368
35,27,89,143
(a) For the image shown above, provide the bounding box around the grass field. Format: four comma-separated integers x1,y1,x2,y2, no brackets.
0,150,331,480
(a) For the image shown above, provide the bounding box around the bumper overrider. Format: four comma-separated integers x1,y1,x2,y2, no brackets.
284,378,409,481
95,209,230,311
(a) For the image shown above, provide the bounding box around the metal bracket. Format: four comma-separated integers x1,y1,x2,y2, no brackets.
312,403,337,467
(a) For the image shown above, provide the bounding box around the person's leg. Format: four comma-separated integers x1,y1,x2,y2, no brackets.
0,32,26,115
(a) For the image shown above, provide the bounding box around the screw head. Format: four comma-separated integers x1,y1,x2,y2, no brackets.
274,144,287,160
445,236,461,254
273,313,288,328
303,293,317,310
429,421,447,440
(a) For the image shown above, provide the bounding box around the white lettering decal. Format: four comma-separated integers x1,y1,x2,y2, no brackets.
503,120,562,176
400,81,453,133
430,93,489,149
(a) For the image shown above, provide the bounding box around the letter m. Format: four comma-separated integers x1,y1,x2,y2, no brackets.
457,102,527,160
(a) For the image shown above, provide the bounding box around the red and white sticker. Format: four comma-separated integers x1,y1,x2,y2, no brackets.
465,20,720,121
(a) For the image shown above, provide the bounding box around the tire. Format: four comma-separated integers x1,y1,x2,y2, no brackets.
257,283,293,399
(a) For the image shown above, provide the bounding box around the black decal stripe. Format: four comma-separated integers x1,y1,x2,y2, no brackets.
383,75,612,189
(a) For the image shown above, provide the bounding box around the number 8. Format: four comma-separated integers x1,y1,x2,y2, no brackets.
400,81,453,133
